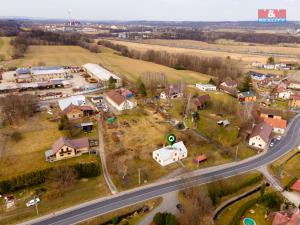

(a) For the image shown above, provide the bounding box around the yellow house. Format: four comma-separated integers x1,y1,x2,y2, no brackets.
45,137,90,162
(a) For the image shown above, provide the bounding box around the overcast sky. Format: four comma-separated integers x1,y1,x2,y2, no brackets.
1,0,300,21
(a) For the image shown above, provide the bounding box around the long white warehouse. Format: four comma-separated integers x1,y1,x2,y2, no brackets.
82,63,122,88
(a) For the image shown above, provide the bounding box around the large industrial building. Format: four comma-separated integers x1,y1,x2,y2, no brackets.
16,66,68,83
82,63,122,88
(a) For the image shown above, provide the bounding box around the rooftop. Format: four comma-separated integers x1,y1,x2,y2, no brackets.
155,141,187,161
250,122,273,143
58,95,86,111
82,63,120,81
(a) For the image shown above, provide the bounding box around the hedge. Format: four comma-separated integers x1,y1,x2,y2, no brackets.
0,162,101,194
285,177,298,191
208,174,263,205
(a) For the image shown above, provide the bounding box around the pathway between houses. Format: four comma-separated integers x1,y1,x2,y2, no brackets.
98,120,118,194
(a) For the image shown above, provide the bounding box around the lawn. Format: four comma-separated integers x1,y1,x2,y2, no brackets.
0,37,13,60
0,111,99,180
168,88,255,160
0,176,110,225
269,148,300,187
215,190,269,225
3,45,212,85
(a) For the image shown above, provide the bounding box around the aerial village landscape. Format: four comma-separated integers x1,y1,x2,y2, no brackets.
1,3,300,225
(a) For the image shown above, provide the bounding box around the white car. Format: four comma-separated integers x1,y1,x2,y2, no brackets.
276,136,282,141
26,197,40,207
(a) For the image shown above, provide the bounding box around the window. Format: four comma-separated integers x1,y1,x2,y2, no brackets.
68,152,71,155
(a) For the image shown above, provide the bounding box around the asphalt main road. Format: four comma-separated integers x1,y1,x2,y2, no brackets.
25,113,300,225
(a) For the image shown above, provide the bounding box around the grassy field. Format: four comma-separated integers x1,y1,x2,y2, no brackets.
0,176,110,225
0,37,13,60
169,88,255,160
0,111,99,180
108,39,300,64
269,148,300,187
2,45,212,84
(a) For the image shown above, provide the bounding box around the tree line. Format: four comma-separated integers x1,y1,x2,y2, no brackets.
98,40,242,81
157,30,300,45
0,162,101,194
10,29,101,59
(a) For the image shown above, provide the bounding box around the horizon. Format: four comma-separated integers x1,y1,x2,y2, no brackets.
1,0,300,21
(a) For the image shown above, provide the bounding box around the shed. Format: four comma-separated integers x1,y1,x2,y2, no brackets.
81,122,94,132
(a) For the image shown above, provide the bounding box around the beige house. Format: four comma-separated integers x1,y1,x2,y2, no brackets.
105,89,136,111
45,137,90,162
61,104,94,120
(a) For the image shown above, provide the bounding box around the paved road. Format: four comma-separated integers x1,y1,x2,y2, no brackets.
23,113,300,225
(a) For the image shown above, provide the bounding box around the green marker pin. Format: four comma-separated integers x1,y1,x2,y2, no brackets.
167,134,176,146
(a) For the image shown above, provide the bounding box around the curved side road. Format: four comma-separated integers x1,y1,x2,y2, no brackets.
22,114,300,225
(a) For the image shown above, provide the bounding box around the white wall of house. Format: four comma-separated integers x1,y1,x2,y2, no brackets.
249,136,267,149
152,149,187,166
106,96,136,111
273,127,285,134
278,91,293,100
196,83,217,91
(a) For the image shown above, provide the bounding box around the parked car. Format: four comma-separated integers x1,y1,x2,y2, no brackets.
26,197,40,207
276,136,282,141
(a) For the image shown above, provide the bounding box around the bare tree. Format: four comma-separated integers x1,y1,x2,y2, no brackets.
1,94,38,125
179,186,214,225
49,166,77,192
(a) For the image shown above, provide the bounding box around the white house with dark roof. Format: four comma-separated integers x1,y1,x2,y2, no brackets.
249,122,273,150
152,141,188,166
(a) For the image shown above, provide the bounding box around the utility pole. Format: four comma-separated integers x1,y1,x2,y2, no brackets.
35,199,39,216
235,145,239,161
138,168,141,185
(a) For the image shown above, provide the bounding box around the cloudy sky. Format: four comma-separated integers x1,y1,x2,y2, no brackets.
1,0,300,21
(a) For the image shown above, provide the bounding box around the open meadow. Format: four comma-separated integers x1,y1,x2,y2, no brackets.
0,111,99,180
0,37,13,60
1,44,212,84
108,39,300,64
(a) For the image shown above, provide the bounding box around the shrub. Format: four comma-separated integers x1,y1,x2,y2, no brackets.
10,131,23,142
72,162,101,178
111,216,119,225
259,192,283,210
153,212,178,225
208,174,263,205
